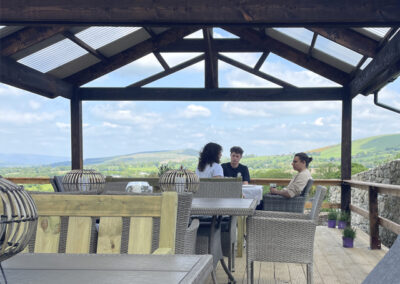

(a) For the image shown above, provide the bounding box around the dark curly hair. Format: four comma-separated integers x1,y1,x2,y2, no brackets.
197,142,223,172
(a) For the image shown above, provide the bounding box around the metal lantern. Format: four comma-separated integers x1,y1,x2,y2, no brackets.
0,177,38,262
62,169,105,193
159,167,199,193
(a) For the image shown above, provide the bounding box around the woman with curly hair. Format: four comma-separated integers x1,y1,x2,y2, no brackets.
195,142,224,178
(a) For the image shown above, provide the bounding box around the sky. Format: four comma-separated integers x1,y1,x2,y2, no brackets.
1,28,400,159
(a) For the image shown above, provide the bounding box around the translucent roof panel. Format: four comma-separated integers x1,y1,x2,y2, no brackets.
18,39,88,73
75,27,139,50
314,36,363,66
360,57,373,70
273,28,314,45
363,28,391,38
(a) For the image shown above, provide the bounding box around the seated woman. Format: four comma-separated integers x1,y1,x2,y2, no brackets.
270,152,312,198
195,142,224,178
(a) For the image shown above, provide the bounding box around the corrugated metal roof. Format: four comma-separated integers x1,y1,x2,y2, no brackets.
18,39,88,73
75,27,139,49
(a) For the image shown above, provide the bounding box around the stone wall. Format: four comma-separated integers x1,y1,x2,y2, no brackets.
329,159,400,247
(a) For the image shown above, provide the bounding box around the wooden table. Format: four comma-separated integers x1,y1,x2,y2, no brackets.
191,197,257,283
2,253,213,284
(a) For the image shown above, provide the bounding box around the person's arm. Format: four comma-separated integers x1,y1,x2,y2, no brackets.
270,186,292,198
242,165,250,185
212,163,224,178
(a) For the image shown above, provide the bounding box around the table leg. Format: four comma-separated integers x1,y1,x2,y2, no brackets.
237,216,244,257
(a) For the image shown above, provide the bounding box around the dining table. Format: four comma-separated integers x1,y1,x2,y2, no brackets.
191,197,257,283
1,253,213,284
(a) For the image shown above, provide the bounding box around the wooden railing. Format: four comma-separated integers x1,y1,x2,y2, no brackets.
343,180,400,249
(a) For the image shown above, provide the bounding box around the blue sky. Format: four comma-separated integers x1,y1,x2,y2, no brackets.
1,29,399,159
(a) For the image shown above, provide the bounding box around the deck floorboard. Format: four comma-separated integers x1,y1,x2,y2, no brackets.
207,226,388,284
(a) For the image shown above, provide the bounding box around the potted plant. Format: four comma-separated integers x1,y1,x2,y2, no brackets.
338,212,350,229
342,226,356,248
327,209,338,228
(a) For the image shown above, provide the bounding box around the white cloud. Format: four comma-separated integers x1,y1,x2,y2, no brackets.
179,104,211,118
222,102,273,117
103,122,120,128
56,122,70,129
314,117,324,126
29,100,41,110
0,109,57,124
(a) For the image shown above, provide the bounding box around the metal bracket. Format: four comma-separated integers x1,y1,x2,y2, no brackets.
374,91,400,114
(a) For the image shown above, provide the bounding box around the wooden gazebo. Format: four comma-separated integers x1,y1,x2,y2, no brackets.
1,2,400,240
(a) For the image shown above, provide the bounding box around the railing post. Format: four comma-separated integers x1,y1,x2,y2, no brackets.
369,186,381,249
341,90,351,214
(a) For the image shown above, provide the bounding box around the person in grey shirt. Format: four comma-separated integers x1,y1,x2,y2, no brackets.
270,152,312,198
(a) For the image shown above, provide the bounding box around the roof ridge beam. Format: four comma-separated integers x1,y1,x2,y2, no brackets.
0,56,74,99
225,27,350,85
65,27,198,86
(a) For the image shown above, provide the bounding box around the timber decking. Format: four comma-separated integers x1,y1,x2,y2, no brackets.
210,226,388,284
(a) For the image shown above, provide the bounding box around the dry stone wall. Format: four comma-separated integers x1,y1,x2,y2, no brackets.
329,159,400,247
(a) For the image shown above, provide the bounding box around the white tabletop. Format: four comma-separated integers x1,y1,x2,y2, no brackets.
242,184,263,205
2,253,213,284
191,197,257,216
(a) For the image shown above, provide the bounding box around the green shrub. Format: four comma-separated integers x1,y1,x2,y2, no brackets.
327,209,338,221
338,212,350,222
343,226,356,239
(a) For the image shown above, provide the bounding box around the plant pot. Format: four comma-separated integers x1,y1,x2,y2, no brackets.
342,236,354,248
338,220,347,229
327,220,336,228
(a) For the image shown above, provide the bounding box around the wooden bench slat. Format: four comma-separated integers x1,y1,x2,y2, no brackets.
31,195,163,217
97,217,122,254
66,217,92,254
159,192,178,253
34,216,60,253
128,217,153,254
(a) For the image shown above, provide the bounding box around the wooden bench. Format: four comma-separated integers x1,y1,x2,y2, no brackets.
26,192,178,255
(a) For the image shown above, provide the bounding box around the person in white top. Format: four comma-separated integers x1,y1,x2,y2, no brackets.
195,142,224,178
270,152,313,198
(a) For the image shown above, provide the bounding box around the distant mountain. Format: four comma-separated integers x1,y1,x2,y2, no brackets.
0,153,69,167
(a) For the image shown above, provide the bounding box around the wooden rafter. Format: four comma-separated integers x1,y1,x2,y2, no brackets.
2,1,400,26
144,27,170,70
349,31,400,96
225,27,350,85
127,54,205,87
62,31,109,62
160,39,261,52
308,32,318,59
309,28,378,57
0,26,68,57
0,56,74,99
78,87,344,101
218,53,295,88
203,28,218,88
254,52,269,71
65,27,198,86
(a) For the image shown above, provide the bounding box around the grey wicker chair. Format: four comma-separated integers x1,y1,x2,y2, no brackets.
194,178,242,272
263,178,314,213
246,186,327,284
50,176,65,192
362,234,400,284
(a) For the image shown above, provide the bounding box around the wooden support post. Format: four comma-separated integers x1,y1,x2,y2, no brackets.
369,186,381,249
70,92,83,170
341,90,352,214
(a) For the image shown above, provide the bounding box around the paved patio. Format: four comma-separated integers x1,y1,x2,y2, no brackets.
210,226,388,284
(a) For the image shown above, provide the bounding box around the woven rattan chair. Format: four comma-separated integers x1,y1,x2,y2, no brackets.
263,179,314,213
247,186,327,284
50,176,65,192
362,234,400,284
194,178,242,272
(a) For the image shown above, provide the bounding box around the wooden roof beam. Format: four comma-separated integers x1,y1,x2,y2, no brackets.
309,28,379,58
0,26,68,57
307,32,318,59
2,1,400,27
349,31,400,97
203,28,218,88
144,27,170,70
78,87,344,101
160,39,261,52
127,54,205,87
65,27,198,86
218,53,295,88
225,27,350,85
254,52,269,71
0,56,74,99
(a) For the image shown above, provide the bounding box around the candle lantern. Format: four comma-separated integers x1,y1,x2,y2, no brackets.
159,167,199,193
62,169,105,193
